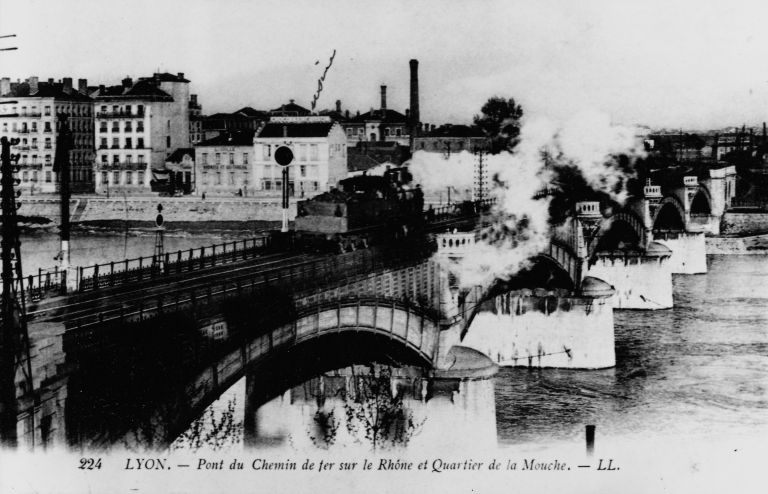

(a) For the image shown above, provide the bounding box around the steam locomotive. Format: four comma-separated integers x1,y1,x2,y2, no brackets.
293,167,425,253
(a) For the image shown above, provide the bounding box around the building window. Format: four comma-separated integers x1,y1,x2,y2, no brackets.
113,171,120,184
346,128,352,136
166,136,171,148
264,180,271,190
137,105,144,115
137,138,144,148
113,155,119,164
229,172,235,185
263,144,271,159
202,172,208,185
137,122,144,132
202,153,208,164
112,121,119,132
101,171,108,184
310,144,318,160
138,155,144,164
243,153,248,164
125,122,132,132
216,172,222,185
101,155,107,163
44,122,51,132
44,106,51,116
300,165,306,177
31,122,37,132
45,155,51,165
126,171,133,185
112,138,118,149
44,138,51,149
31,138,37,149
125,137,132,149
229,153,234,165
126,154,132,164
215,153,221,164
22,170,28,181
100,138,107,149
100,123,107,132
299,144,307,161
138,171,145,184
45,171,52,183
396,128,401,136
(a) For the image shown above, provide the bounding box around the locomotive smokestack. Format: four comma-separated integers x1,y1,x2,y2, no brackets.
409,59,419,140
380,85,387,111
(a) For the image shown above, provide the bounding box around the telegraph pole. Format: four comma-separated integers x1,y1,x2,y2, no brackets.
0,135,20,447
55,114,72,275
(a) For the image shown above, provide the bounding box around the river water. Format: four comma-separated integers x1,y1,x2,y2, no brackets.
18,232,768,454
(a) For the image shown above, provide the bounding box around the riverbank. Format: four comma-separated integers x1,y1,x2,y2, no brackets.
17,195,298,225
706,233,768,254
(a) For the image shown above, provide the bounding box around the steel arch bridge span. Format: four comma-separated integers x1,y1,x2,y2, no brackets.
588,210,648,255
652,195,687,231
65,297,440,449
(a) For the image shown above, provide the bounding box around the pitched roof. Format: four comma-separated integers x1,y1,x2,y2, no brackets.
197,130,256,147
257,121,335,138
2,81,92,102
93,80,174,102
235,106,268,118
352,108,407,124
138,72,190,83
270,101,311,115
166,148,195,163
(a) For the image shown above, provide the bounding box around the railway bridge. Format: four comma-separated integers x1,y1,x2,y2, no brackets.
9,190,707,449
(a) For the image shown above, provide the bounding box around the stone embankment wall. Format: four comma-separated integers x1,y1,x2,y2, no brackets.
17,196,297,224
706,234,768,254
720,212,768,236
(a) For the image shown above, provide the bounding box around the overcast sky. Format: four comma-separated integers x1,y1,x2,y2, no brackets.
2,0,768,130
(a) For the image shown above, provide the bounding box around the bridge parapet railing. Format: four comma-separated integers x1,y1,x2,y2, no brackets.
728,199,768,211
65,242,433,331
76,235,272,292
12,267,68,302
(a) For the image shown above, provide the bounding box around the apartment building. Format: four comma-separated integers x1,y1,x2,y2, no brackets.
0,76,94,193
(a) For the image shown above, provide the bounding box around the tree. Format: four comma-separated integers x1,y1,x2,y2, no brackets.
473,96,524,154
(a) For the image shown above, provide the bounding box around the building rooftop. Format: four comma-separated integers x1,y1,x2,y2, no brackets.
1,80,92,102
257,121,335,138
138,72,190,83
166,148,195,163
270,100,311,116
351,108,407,124
93,79,174,102
197,130,256,147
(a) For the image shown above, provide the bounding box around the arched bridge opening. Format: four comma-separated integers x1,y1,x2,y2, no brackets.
63,298,439,449
690,189,712,215
653,200,686,231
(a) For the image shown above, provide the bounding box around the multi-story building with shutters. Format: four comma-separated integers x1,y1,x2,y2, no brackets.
91,72,190,194
0,76,95,193
253,116,347,198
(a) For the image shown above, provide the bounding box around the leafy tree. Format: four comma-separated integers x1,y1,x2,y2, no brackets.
473,96,524,153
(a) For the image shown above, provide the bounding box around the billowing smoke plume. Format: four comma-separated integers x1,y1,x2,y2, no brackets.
409,110,645,288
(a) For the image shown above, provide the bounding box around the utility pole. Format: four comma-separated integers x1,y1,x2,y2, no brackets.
0,136,20,446
54,114,72,277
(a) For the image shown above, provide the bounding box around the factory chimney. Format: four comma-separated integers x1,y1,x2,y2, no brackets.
409,59,420,142
380,85,387,111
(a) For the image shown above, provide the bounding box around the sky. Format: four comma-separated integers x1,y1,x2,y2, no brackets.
3,0,768,130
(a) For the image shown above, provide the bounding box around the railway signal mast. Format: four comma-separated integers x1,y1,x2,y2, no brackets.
274,145,294,232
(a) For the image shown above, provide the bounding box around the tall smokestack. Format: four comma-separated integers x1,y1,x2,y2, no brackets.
409,59,419,140
380,85,387,111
